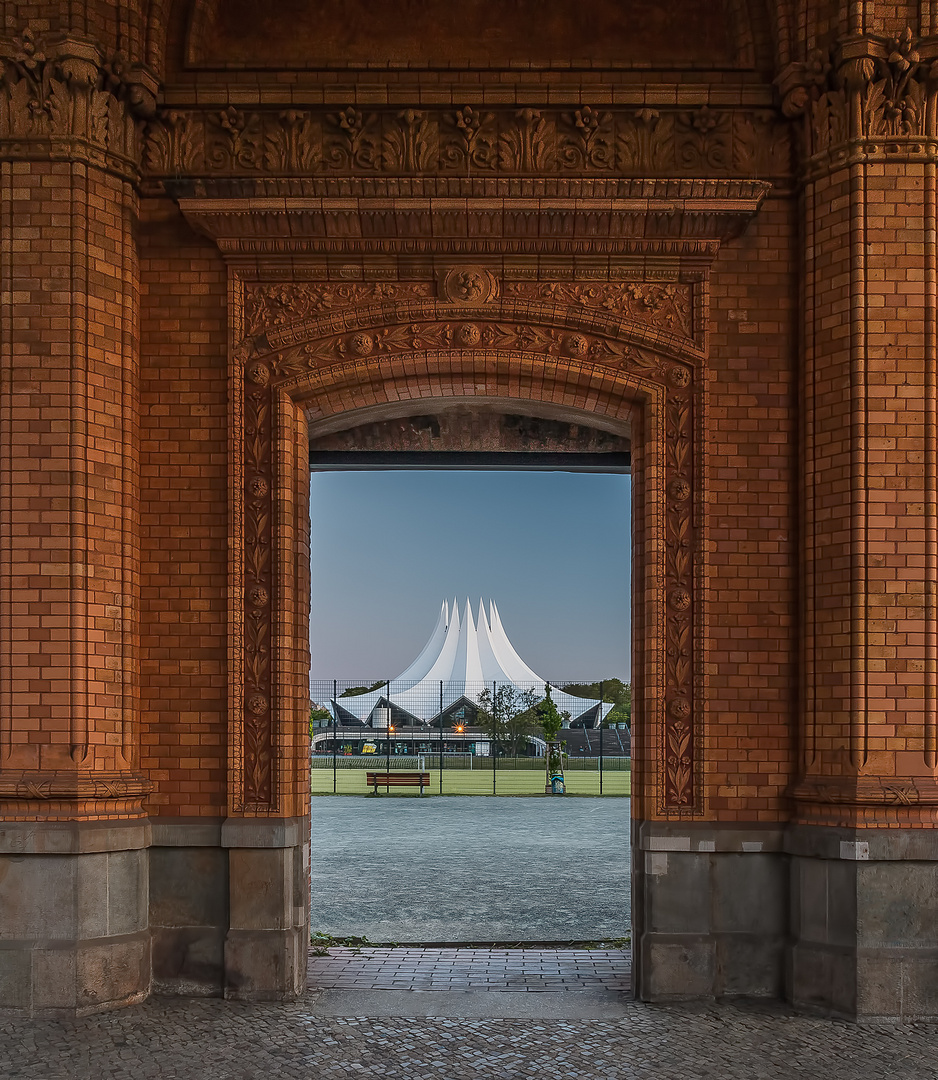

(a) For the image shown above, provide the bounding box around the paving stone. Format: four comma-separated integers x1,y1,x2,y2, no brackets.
309,948,632,992
1,992,936,1079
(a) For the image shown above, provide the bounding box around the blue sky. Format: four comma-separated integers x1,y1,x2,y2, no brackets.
309,470,631,682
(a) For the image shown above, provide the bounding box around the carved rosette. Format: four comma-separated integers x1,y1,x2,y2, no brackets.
0,27,156,177
237,280,700,812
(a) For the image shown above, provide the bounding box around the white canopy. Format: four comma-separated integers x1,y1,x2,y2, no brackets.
330,599,612,726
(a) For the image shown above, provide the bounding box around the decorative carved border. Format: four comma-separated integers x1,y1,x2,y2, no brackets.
144,104,792,182
231,276,699,812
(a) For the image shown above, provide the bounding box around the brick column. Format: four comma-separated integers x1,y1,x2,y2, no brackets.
786,32,938,1017
0,26,156,1013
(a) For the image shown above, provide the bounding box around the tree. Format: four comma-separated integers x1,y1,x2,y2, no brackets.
309,705,331,740
339,679,386,697
475,683,538,756
562,679,631,728
535,684,565,741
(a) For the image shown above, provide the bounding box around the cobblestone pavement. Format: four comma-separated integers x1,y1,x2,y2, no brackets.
311,795,630,941
308,947,632,991
2,993,938,1080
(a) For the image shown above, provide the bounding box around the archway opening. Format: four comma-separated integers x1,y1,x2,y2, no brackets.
304,412,634,976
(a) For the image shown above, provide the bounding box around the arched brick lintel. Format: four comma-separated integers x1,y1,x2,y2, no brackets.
230,313,702,824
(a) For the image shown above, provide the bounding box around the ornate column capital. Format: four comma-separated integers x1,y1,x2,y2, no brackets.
0,25,157,178
786,28,938,178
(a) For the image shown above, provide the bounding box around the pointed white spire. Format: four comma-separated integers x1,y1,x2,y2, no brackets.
475,597,504,678
488,600,542,683
396,598,450,684
333,598,609,725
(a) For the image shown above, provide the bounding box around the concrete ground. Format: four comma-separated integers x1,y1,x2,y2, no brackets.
2,995,936,1079
310,795,631,942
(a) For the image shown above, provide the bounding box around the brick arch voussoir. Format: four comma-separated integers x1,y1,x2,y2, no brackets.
234,309,699,817
282,351,654,434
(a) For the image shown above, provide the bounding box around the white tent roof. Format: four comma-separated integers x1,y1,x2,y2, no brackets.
331,599,612,725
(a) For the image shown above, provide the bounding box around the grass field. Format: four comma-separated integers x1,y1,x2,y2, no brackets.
311,767,630,797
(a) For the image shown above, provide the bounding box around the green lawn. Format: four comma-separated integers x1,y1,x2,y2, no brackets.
311,767,630,797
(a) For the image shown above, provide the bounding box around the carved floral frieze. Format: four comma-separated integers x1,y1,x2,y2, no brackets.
267,320,663,383
0,26,155,175
245,282,435,337
504,282,694,341
145,104,792,181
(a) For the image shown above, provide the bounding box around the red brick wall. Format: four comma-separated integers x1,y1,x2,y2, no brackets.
705,194,798,821
138,199,229,816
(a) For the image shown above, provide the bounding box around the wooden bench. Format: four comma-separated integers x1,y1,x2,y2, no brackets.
366,771,431,795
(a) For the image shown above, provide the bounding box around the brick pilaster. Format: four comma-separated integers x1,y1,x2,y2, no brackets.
794,35,938,825
0,25,155,819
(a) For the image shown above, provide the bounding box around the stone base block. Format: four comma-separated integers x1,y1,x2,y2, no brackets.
224,927,308,1001
787,827,938,1019
0,820,150,1015
149,818,228,996
633,820,788,1004
222,816,309,1001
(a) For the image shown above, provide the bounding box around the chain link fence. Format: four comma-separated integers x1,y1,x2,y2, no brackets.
310,679,631,796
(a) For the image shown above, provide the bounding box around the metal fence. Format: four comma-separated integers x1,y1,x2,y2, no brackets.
309,679,631,797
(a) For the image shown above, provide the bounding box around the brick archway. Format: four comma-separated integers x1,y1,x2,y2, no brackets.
166,179,769,1002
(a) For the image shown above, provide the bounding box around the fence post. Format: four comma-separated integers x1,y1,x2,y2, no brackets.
385,680,391,793
333,678,338,794
493,681,497,796
599,680,604,796
439,680,444,795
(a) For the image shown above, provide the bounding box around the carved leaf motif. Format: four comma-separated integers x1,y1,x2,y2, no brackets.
45,77,69,135
105,94,124,154
499,109,555,172
245,614,269,686
559,108,615,171
323,108,380,171
898,78,925,136
89,88,109,145
668,722,692,760
860,78,887,138
617,110,674,171
265,112,322,173
3,74,33,136
811,91,846,154
667,761,692,803
440,107,497,172
732,111,793,177
732,112,760,175
383,110,438,173
206,108,263,171
666,720,693,804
